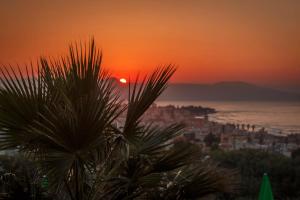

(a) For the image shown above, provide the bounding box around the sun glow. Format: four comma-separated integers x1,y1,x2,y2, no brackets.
119,78,127,84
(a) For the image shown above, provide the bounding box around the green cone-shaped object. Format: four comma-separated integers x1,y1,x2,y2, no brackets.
258,173,274,200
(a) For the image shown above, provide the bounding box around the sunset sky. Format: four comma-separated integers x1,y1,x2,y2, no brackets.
0,0,299,86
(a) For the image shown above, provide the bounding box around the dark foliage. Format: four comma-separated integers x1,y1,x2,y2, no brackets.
0,155,52,200
0,39,237,200
204,133,220,148
211,149,300,199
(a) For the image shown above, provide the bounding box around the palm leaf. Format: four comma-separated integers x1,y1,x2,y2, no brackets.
123,66,176,140
160,162,239,199
0,39,238,200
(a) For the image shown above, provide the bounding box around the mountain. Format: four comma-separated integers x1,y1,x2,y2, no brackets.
274,85,300,95
157,82,300,101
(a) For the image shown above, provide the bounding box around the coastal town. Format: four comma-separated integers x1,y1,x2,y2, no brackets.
131,104,300,157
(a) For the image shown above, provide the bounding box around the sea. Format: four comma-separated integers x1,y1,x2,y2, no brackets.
156,101,300,135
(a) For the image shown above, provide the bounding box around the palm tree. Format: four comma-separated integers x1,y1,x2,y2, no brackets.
241,124,245,130
247,124,250,131
252,125,256,132
0,39,237,200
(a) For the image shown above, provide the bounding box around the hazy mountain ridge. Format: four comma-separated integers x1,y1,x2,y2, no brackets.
275,85,300,94
158,82,300,101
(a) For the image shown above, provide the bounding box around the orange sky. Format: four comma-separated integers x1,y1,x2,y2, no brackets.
0,0,299,86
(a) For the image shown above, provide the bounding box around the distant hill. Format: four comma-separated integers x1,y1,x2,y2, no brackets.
275,85,300,95
157,82,300,101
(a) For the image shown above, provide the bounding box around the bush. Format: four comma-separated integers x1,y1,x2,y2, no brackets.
211,149,300,199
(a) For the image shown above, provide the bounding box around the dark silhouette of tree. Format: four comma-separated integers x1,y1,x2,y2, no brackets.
0,155,51,199
211,149,300,199
252,124,255,132
241,124,245,130
204,132,220,148
292,148,300,159
0,39,237,200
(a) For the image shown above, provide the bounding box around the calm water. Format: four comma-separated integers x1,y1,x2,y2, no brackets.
156,101,300,135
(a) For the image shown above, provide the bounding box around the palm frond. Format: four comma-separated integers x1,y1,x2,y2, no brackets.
151,141,201,173
0,39,124,199
0,64,53,150
123,66,176,140
0,39,238,200
159,162,239,199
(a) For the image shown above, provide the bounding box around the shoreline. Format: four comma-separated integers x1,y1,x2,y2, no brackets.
156,100,300,136
140,103,300,157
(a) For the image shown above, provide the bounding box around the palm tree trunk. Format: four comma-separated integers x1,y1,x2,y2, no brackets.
64,179,76,200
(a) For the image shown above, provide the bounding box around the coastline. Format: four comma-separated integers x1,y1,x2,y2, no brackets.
139,103,300,157
156,100,300,135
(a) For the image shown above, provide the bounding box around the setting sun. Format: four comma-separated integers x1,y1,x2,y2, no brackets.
1,1,300,199
119,78,127,84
